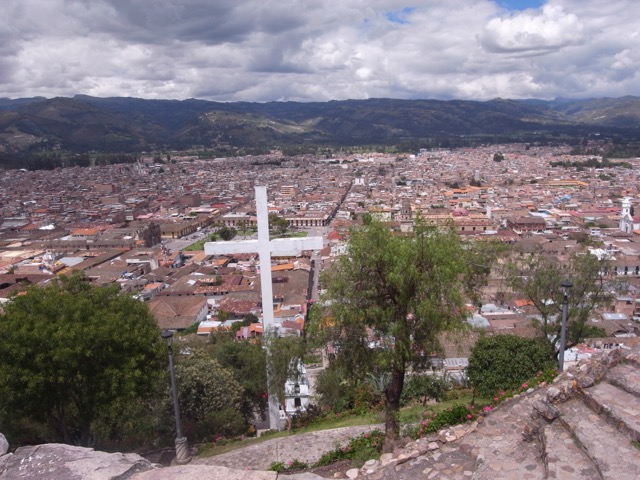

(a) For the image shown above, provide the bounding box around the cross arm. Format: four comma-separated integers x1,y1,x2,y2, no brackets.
204,239,260,255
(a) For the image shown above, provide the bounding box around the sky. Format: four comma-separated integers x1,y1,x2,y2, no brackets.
0,0,638,102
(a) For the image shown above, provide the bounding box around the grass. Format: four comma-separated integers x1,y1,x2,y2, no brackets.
399,391,480,425
183,235,218,251
271,231,308,238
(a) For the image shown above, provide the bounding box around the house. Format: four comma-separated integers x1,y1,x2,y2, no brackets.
283,361,311,416
147,295,208,331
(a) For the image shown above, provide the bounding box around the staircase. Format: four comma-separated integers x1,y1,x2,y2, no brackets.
462,346,640,480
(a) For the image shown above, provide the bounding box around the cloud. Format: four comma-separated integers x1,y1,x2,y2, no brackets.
478,5,584,54
0,0,639,101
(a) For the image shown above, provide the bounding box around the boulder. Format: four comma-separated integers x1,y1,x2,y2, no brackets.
0,434,7,456
0,443,156,480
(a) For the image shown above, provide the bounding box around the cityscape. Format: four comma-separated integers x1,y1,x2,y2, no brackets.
2,0,640,478
2,140,640,335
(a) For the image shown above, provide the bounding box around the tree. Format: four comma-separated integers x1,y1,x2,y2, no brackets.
218,226,237,241
468,335,555,397
209,338,268,423
0,273,165,447
171,349,245,440
320,220,474,448
504,251,612,358
269,213,289,235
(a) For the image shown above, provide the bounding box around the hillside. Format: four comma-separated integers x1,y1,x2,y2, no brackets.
1,95,639,161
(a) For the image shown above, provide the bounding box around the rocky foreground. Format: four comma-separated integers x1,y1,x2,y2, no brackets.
2,344,639,479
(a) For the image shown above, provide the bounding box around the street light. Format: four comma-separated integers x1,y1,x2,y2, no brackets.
161,330,191,464
558,279,573,372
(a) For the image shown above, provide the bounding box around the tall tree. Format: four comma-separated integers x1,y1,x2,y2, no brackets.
321,220,474,447
504,251,612,357
0,273,165,447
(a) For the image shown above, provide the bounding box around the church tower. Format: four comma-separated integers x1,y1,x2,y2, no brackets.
620,197,633,234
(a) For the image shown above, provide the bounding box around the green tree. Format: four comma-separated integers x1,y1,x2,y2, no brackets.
321,220,474,447
0,273,165,447
171,349,245,440
218,226,237,241
269,214,289,235
504,251,611,358
209,339,268,423
468,335,555,397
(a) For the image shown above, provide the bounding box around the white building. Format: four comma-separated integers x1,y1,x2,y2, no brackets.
282,361,311,416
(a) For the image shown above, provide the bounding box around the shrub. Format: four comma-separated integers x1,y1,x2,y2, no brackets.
269,459,309,473
400,375,449,406
404,404,476,439
290,404,324,430
352,383,381,415
204,407,246,438
315,429,385,467
314,367,355,413
468,335,555,397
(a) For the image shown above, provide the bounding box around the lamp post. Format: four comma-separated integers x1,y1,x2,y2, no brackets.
558,280,573,372
161,330,191,464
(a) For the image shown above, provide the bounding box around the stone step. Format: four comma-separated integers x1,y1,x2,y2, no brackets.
606,362,640,397
461,395,546,480
543,421,601,480
557,398,640,480
580,381,640,442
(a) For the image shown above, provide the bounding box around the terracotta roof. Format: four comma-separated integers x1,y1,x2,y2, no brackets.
147,296,206,330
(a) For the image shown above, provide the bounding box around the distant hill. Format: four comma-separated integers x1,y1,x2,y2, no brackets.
1,95,639,162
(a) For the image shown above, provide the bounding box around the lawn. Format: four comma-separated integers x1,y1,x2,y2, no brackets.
183,235,218,251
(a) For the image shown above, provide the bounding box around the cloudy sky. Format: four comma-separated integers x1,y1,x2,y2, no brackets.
1,0,638,102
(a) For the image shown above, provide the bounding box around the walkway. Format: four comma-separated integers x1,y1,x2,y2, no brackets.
194,424,383,470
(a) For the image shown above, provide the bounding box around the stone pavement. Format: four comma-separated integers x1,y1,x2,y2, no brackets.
309,344,640,479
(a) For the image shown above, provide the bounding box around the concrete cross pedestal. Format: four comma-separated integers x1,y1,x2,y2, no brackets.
204,186,323,430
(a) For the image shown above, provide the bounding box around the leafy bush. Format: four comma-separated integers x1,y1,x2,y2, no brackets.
400,375,449,406
314,367,355,413
204,407,246,438
290,404,324,430
269,459,309,473
352,382,382,415
443,387,471,400
403,403,480,440
269,461,286,473
315,429,385,467
404,367,560,440
468,335,555,397
171,351,245,440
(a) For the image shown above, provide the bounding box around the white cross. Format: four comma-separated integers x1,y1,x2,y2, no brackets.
204,186,323,429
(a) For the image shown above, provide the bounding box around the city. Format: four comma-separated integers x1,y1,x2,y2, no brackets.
3,142,640,353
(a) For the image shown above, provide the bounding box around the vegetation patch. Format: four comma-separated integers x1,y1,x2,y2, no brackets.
314,429,385,468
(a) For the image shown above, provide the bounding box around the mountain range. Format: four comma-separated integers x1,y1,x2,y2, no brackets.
1,95,639,158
